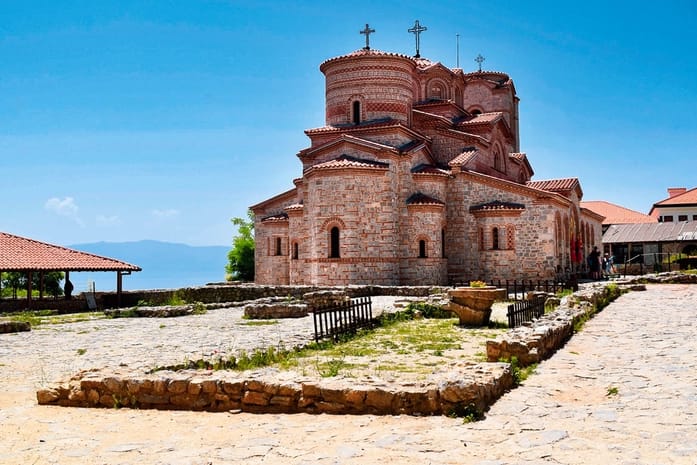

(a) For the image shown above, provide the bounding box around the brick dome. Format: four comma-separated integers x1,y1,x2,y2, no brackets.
320,49,417,126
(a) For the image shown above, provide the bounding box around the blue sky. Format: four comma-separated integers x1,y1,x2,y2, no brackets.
1,0,695,247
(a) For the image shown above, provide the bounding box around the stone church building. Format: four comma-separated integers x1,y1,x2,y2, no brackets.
251,38,603,286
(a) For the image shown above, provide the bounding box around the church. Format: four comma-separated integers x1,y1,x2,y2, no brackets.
251,24,603,286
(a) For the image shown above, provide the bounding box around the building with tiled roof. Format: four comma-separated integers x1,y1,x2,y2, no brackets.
649,187,697,222
250,28,601,285
581,200,657,227
0,231,140,306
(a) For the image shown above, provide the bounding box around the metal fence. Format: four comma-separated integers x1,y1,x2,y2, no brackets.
506,294,547,328
312,296,373,343
490,279,577,300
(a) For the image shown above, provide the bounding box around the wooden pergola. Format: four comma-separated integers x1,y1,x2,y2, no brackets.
0,232,141,308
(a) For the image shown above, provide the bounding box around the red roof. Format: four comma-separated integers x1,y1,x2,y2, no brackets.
0,232,141,272
308,154,389,172
406,193,445,206
526,178,579,192
653,187,697,206
459,112,503,125
580,201,656,225
449,148,478,166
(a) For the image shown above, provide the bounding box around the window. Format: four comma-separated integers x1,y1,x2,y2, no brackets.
662,216,674,222
292,242,299,260
693,215,697,221
429,83,444,100
492,227,500,250
352,101,361,124
419,240,427,258
678,215,687,222
275,237,282,256
329,227,340,258
441,229,446,258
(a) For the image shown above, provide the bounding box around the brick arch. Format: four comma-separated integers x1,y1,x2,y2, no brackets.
468,105,484,115
426,78,449,100
347,94,366,124
492,141,506,172
416,234,430,258
320,216,346,231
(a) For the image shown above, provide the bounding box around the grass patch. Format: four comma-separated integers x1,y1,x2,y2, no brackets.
3,310,105,326
76,348,87,356
240,319,279,326
606,386,619,396
151,307,507,381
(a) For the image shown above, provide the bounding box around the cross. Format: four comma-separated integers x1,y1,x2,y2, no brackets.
408,20,427,58
475,54,485,72
360,23,375,50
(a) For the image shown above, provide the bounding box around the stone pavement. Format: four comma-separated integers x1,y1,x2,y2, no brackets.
0,284,695,464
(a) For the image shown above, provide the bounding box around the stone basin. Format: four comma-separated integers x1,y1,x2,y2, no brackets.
446,287,505,326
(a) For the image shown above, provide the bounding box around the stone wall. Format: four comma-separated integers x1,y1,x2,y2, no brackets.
99,284,442,309
37,363,514,417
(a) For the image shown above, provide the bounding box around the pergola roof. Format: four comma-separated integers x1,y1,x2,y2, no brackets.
0,232,141,272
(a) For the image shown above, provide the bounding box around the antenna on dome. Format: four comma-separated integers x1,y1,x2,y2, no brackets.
456,34,460,68
360,23,375,50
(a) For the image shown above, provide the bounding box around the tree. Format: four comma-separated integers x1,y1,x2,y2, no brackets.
226,210,255,281
1,271,64,298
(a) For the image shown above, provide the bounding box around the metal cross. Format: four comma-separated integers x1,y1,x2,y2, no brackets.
360,23,375,50
475,54,485,72
408,20,427,58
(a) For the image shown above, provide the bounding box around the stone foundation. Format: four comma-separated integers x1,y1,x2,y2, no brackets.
37,363,514,417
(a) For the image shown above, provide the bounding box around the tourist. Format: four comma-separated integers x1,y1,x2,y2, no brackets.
604,252,616,277
587,246,601,280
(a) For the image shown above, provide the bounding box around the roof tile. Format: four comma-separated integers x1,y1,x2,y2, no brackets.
0,232,141,272
580,201,656,225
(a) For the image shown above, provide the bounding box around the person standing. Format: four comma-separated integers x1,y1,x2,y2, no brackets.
588,246,601,280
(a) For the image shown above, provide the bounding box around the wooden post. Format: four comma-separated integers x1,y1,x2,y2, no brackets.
117,271,123,308
39,271,45,300
27,271,33,308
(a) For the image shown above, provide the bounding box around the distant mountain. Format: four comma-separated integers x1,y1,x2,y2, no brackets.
67,240,230,292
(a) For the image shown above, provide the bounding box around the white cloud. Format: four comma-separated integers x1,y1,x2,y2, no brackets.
45,196,84,226
152,208,180,219
96,214,121,226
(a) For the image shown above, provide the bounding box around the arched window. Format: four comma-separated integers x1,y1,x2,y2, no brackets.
352,101,361,124
419,240,427,258
292,242,299,260
471,109,482,116
330,227,340,258
429,83,444,100
492,227,500,250
275,237,282,256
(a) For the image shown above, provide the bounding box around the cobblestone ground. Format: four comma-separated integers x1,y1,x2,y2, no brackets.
0,284,695,464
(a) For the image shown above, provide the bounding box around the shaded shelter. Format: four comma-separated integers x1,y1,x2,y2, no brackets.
0,232,141,309
602,221,697,269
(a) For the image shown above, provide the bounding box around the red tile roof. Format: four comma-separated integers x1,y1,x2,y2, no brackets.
580,201,656,225
449,148,478,166
526,178,579,193
459,112,503,125
309,154,389,172
0,232,141,272
469,200,526,212
411,164,450,176
406,193,445,206
653,186,697,206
